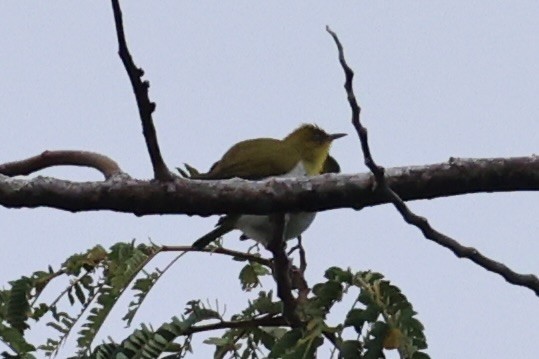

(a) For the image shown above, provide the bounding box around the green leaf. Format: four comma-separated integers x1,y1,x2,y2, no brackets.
252,327,280,350
340,340,362,359
0,322,36,354
324,266,353,283
249,291,281,316
412,352,431,359
344,308,366,333
363,321,387,359
239,264,261,291
312,280,343,308
6,277,32,333
123,271,160,326
30,303,49,321
74,282,86,304
268,329,302,358
239,261,270,291
204,337,230,346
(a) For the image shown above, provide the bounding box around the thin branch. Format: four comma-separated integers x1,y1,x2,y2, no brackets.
0,150,124,180
48,280,105,357
326,26,539,296
110,0,173,181
186,315,287,335
323,331,341,353
267,214,301,327
47,271,92,310
161,245,272,267
31,269,67,306
1,156,537,215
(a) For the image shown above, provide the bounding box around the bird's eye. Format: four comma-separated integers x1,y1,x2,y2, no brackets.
314,131,326,143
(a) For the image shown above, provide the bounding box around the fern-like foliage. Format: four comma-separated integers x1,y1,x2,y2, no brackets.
0,242,160,358
75,242,158,355
1,239,430,359
329,267,430,359
202,267,430,359
5,278,32,333
123,270,160,327
78,301,221,359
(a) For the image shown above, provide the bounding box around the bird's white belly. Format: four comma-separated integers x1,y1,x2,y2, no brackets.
235,212,316,247
235,161,315,246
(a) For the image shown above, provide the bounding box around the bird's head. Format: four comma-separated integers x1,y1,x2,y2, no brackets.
284,124,346,174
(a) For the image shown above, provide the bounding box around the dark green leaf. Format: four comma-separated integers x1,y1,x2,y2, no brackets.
340,340,362,359
268,329,302,358
344,308,366,333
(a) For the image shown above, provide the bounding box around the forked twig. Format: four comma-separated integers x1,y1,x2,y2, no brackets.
326,25,539,296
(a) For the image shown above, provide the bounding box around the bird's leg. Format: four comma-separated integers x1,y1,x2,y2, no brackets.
287,240,300,256
286,235,309,302
297,236,307,274
267,213,301,326
247,241,261,254
286,236,306,269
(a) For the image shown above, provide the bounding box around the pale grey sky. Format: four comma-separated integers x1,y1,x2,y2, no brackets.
1,2,538,358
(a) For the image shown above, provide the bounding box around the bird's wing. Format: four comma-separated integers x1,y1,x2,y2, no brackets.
194,138,301,180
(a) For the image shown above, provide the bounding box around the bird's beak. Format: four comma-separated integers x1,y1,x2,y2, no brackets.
329,133,347,141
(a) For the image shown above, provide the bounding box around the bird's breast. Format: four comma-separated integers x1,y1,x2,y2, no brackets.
281,161,308,177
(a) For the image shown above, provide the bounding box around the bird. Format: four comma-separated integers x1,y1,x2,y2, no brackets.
188,124,346,249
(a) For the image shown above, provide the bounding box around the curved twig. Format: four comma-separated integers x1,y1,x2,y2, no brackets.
326,26,539,296
0,150,124,180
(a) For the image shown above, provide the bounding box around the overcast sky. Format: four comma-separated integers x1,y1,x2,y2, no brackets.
1,2,538,358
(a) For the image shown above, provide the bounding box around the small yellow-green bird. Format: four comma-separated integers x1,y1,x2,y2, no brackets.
190,124,346,249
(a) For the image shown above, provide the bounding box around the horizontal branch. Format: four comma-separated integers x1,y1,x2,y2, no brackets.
0,156,537,216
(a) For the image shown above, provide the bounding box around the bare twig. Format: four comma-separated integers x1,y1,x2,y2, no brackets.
110,0,173,181
326,26,539,296
267,214,301,326
0,150,124,180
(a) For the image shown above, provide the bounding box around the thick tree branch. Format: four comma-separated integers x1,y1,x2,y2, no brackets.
0,150,124,180
326,27,539,296
0,156,536,215
110,0,173,181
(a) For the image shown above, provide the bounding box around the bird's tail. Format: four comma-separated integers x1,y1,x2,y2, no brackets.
191,215,238,249
191,226,230,249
